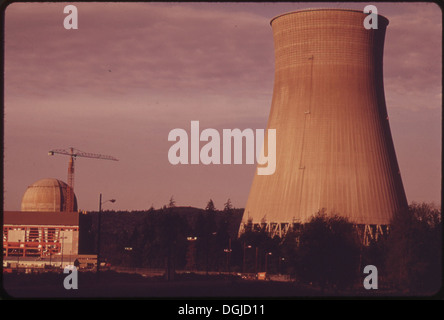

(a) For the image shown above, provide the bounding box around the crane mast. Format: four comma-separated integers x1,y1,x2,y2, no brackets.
67,152,75,212
48,147,118,212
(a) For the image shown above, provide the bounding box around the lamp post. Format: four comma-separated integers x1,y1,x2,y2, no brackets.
242,243,252,274
279,257,285,275
186,236,198,272
223,238,232,274
124,247,133,267
205,232,217,275
60,234,68,269
255,247,259,274
17,239,21,271
265,252,272,274
223,248,232,273
97,193,116,278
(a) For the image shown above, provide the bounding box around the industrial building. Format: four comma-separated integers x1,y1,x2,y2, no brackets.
241,9,408,243
3,211,79,258
3,178,86,270
4,148,117,271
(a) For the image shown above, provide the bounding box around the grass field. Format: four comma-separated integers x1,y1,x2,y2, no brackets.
1,270,410,299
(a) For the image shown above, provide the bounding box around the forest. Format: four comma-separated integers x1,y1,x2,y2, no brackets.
78,200,441,294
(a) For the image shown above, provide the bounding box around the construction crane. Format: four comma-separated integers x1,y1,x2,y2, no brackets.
48,147,118,212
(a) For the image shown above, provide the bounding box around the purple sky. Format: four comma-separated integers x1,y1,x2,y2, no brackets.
3,2,442,211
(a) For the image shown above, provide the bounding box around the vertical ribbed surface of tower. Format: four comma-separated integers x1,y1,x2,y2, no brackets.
242,9,407,232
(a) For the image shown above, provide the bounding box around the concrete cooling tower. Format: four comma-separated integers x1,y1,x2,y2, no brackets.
241,9,408,242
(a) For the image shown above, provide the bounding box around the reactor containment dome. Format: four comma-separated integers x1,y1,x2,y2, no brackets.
21,178,78,212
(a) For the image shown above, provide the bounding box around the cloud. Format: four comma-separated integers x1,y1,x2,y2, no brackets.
5,3,274,97
383,2,441,111
5,2,275,131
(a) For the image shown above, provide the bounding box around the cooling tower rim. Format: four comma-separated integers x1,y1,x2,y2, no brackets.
270,8,389,26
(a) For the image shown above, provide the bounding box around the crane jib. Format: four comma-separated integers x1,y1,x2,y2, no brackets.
48,147,118,212
48,149,118,161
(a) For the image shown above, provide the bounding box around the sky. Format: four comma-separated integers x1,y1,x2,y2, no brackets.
3,1,442,212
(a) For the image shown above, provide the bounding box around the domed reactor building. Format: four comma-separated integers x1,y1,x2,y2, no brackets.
240,9,408,244
21,178,78,212
3,178,80,263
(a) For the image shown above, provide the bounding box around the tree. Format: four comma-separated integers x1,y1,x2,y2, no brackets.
238,228,278,274
193,211,218,272
294,212,361,291
168,196,176,208
205,199,216,213
223,198,233,212
280,229,301,275
385,202,442,294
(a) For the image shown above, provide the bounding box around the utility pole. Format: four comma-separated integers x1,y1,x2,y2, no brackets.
97,193,116,279
255,247,258,274
97,193,102,278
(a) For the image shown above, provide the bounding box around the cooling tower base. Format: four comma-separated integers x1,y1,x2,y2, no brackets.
239,221,389,246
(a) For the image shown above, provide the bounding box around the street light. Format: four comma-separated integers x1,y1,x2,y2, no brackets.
255,247,259,274
97,193,116,278
205,232,217,275
223,248,232,273
223,237,232,274
242,243,252,274
17,239,21,271
60,234,68,269
99,193,116,212
265,252,272,274
279,257,285,275
186,237,198,272
124,247,133,267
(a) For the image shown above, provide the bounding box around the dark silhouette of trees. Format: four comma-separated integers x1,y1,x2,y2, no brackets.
279,229,301,276
82,206,242,273
292,212,361,290
385,202,441,294
223,198,233,212
205,199,216,213
238,227,280,274
81,201,441,294
168,196,176,208
193,212,218,271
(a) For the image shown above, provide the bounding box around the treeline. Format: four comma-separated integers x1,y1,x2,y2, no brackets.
279,202,441,294
79,201,441,294
79,199,243,272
